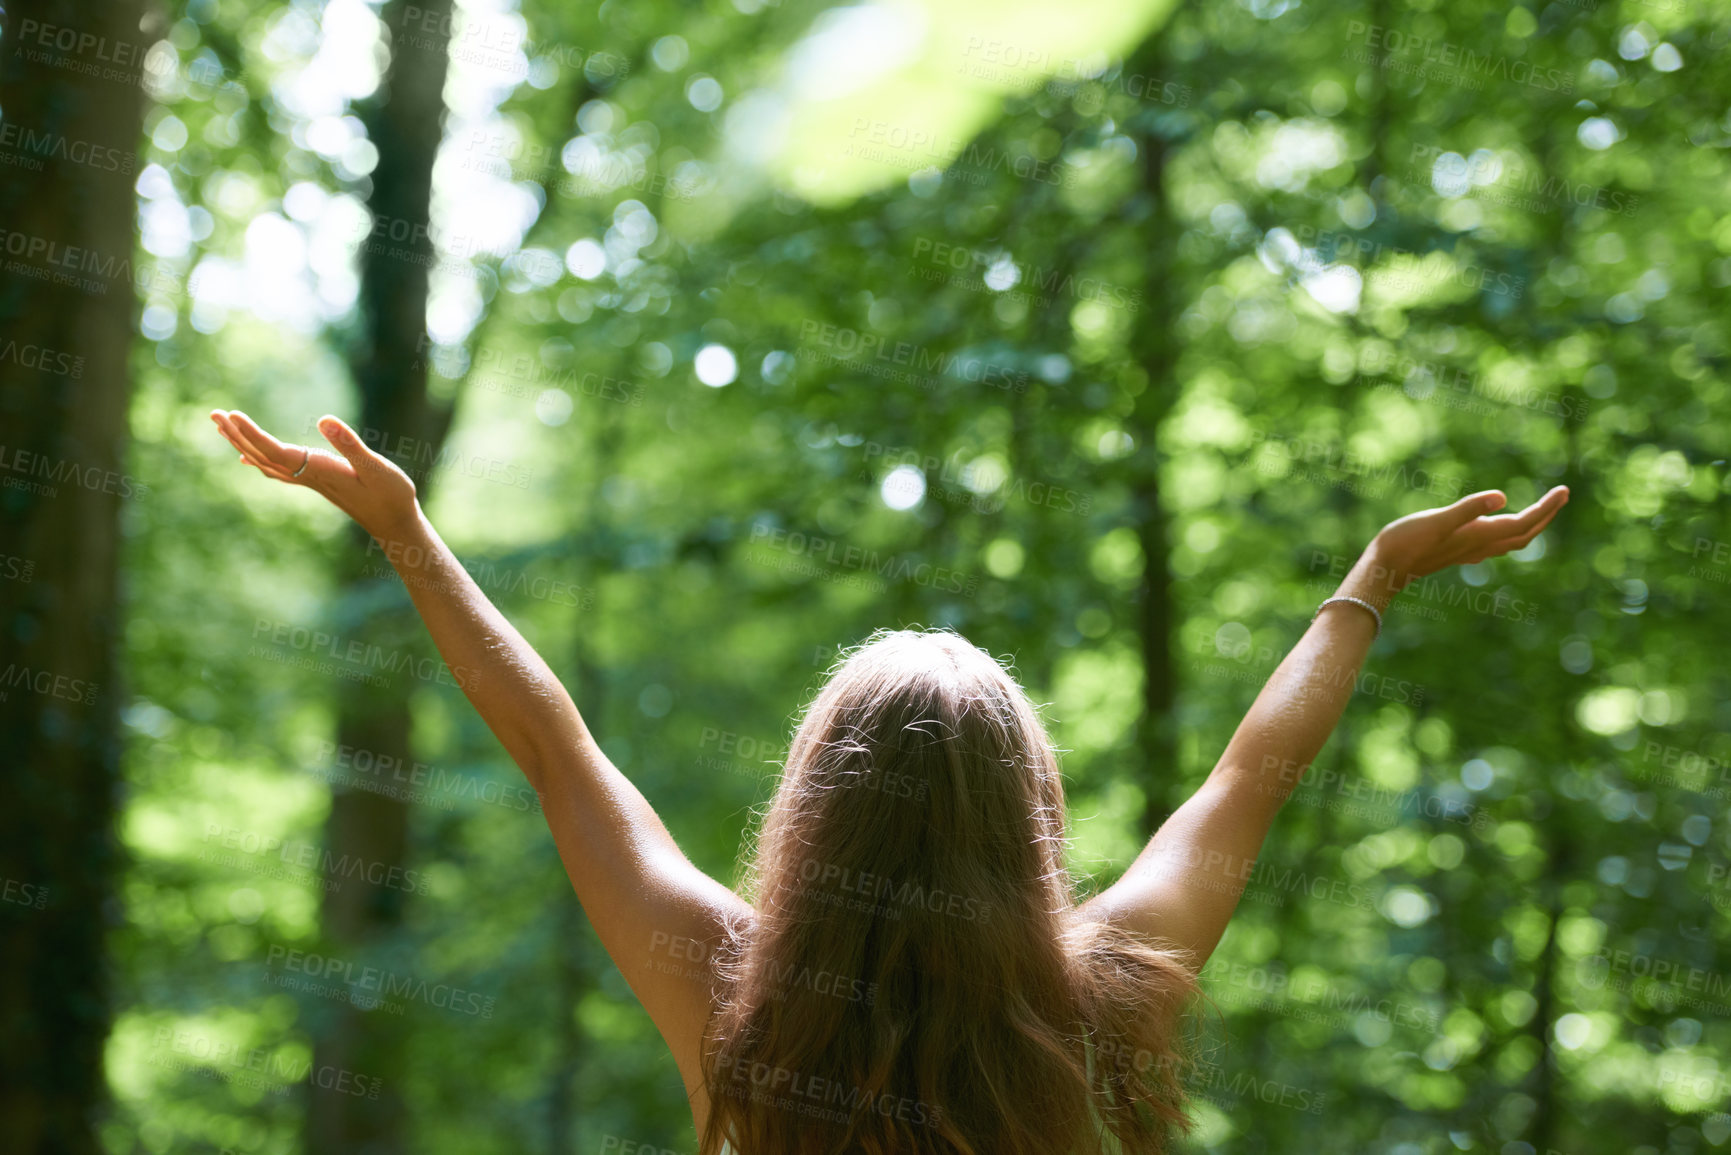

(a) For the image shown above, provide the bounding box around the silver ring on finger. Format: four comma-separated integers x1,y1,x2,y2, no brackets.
292,446,311,478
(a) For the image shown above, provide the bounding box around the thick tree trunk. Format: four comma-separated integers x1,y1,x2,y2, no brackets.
0,2,148,1151
308,2,454,1151
1124,49,1184,838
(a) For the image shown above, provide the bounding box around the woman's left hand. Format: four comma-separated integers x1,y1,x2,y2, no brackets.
1369,485,1570,590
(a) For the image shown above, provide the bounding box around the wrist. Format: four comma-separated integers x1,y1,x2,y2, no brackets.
1339,545,1405,613
367,503,434,565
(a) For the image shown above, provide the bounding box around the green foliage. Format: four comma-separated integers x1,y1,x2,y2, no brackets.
103,0,1731,1151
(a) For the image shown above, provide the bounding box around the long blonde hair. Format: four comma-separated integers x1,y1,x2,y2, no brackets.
699,628,1197,1154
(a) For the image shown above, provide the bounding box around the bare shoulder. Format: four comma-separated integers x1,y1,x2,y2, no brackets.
652,893,755,1123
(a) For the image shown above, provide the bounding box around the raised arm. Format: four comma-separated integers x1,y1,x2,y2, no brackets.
211,410,749,1084
1078,485,1569,970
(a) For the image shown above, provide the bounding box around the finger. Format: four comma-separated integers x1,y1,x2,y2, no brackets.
1483,514,1560,557
1461,491,1568,559
212,411,334,490
219,422,294,480
210,411,254,458
1518,493,1567,540
226,410,304,471
246,457,298,484
231,415,346,490
220,409,303,474
214,410,288,470
1471,487,1569,539
1440,517,1512,557
1460,498,1571,547
1437,490,1507,530
316,415,381,475
235,447,297,483
223,424,319,486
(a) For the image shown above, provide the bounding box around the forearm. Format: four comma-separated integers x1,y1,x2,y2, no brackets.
1083,487,1565,964
1208,546,1401,807
368,505,585,791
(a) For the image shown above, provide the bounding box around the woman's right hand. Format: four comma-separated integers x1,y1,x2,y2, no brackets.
210,409,421,539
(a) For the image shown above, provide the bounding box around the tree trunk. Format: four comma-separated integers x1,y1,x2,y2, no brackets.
1124,44,1184,838
0,2,148,1151
308,3,454,1151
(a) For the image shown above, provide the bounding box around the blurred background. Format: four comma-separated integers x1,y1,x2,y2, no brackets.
2,0,1728,1151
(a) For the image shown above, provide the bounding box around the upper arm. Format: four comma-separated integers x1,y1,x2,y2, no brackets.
531,734,754,1085
1076,766,1284,972
1080,608,1374,968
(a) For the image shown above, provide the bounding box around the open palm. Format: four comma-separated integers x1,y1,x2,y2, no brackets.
1373,485,1570,588
210,409,420,537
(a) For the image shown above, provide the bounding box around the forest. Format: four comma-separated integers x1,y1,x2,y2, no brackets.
1,0,1728,1151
